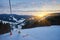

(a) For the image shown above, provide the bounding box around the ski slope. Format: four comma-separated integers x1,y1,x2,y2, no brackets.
0,25,60,40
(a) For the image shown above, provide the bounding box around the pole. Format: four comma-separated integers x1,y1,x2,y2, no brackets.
9,0,12,14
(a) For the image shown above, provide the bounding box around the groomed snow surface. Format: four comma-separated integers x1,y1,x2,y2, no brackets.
0,25,60,40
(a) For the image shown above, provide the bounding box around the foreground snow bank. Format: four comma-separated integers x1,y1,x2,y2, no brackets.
0,25,60,40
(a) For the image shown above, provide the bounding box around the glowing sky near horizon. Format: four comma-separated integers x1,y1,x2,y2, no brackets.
0,0,60,15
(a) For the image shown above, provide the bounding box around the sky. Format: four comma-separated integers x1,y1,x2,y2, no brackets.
0,0,60,15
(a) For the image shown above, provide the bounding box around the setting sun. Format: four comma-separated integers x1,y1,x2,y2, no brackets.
34,11,53,18
37,13,48,17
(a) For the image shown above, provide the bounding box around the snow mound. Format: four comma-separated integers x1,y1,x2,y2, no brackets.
0,25,60,40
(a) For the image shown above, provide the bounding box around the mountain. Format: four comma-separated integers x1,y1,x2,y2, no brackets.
46,13,60,25
0,14,32,22
22,13,60,29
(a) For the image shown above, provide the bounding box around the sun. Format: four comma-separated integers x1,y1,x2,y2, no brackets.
37,13,48,17
34,12,50,18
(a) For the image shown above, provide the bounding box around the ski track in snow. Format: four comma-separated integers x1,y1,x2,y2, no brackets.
0,25,60,40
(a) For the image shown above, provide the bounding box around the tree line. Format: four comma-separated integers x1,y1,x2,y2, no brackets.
0,21,11,34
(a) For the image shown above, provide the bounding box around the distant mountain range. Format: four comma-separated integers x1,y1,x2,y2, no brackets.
0,13,60,24
0,13,60,29
0,14,32,22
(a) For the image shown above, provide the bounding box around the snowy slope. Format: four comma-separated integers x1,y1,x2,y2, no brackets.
0,25,60,40
12,16,18,22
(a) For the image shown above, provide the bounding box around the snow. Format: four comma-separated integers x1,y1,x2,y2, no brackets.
12,16,25,24
0,25,60,40
12,17,17,22
17,19,25,23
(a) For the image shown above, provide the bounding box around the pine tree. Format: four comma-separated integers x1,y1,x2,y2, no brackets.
0,21,11,34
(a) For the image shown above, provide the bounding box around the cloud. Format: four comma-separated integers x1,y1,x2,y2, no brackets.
0,0,60,15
